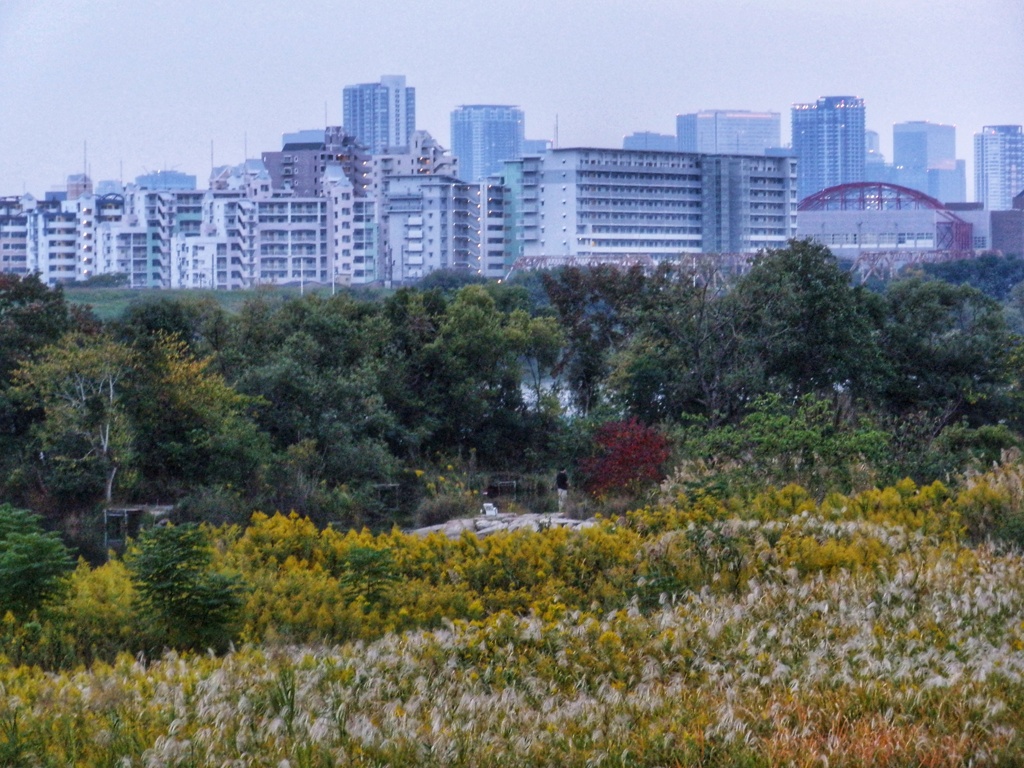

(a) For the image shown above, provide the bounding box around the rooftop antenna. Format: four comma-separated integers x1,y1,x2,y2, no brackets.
244,131,248,161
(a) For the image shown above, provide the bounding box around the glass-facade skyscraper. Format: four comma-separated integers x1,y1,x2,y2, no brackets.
893,121,965,203
974,125,1024,210
791,96,866,202
676,110,780,155
623,132,677,151
343,75,416,154
450,105,525,182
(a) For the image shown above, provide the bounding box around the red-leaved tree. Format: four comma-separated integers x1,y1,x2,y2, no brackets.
580,418,670,497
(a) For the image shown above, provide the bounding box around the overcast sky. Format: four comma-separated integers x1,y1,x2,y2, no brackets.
1,0,1021,198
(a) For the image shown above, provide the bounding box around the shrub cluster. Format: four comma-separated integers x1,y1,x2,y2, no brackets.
6,454,1024,669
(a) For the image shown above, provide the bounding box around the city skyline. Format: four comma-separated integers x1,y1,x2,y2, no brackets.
0,0,1021,198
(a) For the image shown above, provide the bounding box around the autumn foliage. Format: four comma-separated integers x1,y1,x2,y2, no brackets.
580,417,670,497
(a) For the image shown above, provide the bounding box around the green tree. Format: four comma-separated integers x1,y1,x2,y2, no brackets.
0,274,72,381
610,262,765,425
415,268,488,293
380,288,450,458
674,393,890,498
507,308,564,414
420,285,533,463
126,333,270,499
0,274,74,491
113,293,232,362
878,277,1012,426
125,523,244,652
543,265,648,415
13,332,138,505
0,503,73,618
242,298,396,442
918,252,1024,302
223,293,404,519
734,239,884,397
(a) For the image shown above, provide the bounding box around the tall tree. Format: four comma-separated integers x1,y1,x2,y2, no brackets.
13,333,138,505
0,274,74,466
420,285,530,462
878,277,1012,428
543,265,648,415
507,308,563,413
125,333,270,497
226,293,404,513
610,263,765,425
735,239,883,397
125,523,244,653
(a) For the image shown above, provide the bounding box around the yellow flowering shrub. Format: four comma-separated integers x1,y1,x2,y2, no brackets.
54,558,145,662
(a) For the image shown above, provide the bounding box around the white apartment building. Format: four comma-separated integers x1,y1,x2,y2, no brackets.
0,192,128,286
170,161,378,290
366,131,458,200
324,166,377,286
171,192,258,290
481,181,508,278
381,175,481,284
510,148,796,260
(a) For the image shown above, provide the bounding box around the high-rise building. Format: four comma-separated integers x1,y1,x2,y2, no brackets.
791,96,866,201
450,105,525,182
261,126,370,197
381,175,481,284
622,132,677,151
893,121,965,203
481,181,508,278
863,130,892,183
676,110,781,154
507,147,796,259
974,125,1024,211
342,75,416,153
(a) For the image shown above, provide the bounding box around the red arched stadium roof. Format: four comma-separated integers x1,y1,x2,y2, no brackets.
798,182,946,212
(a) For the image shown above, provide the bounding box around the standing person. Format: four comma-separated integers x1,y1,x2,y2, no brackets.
556,468,569,514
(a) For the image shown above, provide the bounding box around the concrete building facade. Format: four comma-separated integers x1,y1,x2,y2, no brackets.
381,175,481,284
1,192,131,285
262,126,370,197
622,132,677,151
481,181,508,278
508,147,796,260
